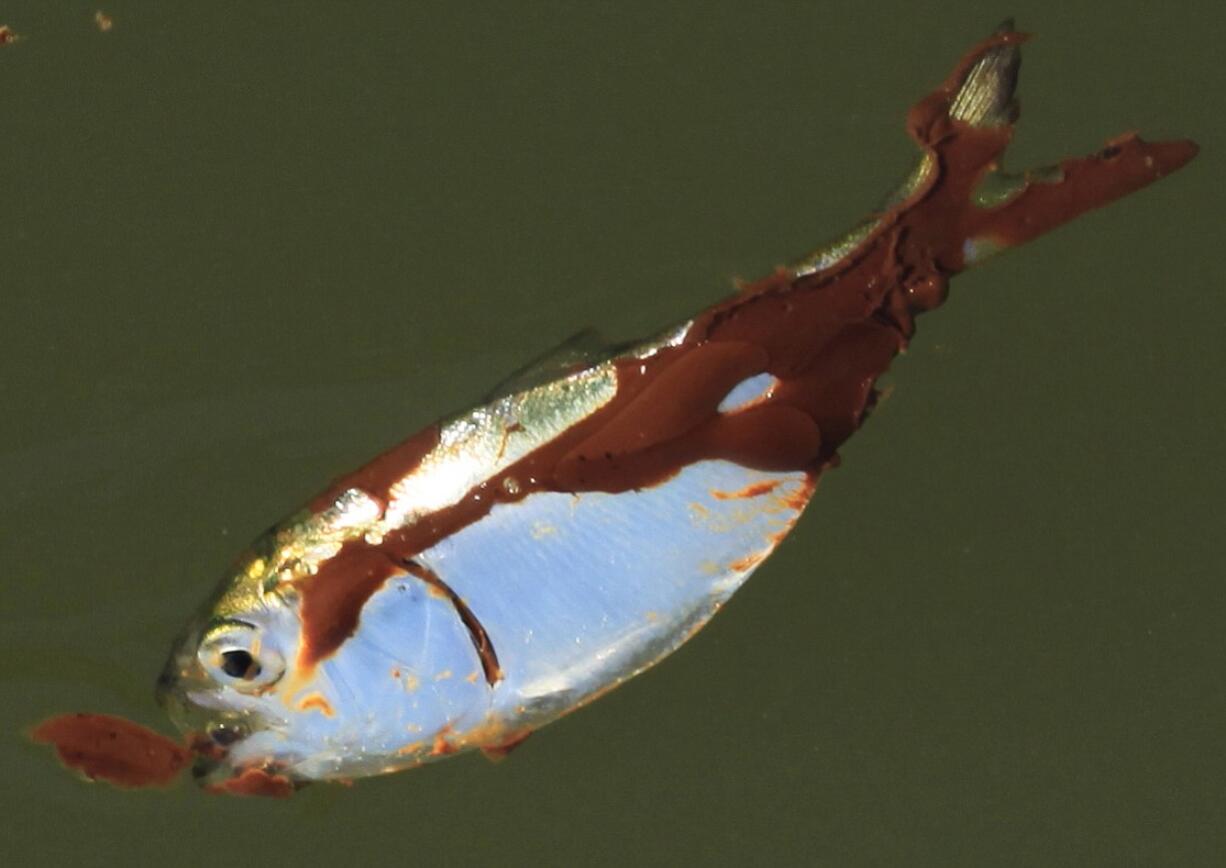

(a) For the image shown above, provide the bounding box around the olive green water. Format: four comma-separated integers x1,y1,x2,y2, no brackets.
1,3,1221,866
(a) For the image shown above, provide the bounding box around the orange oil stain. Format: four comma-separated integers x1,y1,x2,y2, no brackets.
729,553,765,572
780,476,818,512
430,726,457,756
296,692,335,717
710,479,782,500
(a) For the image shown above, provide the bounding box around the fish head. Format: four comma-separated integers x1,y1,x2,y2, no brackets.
155,529,309,785
156,508,495,787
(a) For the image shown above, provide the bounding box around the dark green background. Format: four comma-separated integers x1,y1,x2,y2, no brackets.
1,3,1220,866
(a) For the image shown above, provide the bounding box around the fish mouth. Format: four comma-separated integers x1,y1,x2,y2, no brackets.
157,692,294,791
155,662,264,764
153,680,241,784
155,664,218,736
156,671,304,793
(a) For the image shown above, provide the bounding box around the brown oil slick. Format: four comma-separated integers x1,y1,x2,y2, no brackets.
204,767,294,799
30,714,297,798
296,547,404,670
29,713,191,790
0,25,20,45
289,29,1197,671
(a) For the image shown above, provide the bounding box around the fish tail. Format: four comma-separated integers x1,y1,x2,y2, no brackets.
951,27,1196,268
698,23,1196,463
927,22,1197,271
788,21,1197,280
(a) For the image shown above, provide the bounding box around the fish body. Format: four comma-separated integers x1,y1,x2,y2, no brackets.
156,29,1196,790
162,327,814,783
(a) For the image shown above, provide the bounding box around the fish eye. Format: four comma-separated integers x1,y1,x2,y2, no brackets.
207,723,247,746
198,621,285,692
220,649,259,680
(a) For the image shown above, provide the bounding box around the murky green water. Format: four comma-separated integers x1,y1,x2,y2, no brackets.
2,3,1221,865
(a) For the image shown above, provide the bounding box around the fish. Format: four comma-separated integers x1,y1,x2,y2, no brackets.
131,25,1193,794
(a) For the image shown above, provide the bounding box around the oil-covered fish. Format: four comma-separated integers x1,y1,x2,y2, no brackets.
140,28,1195,793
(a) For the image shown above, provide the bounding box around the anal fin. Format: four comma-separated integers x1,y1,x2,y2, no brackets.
480,731,532,763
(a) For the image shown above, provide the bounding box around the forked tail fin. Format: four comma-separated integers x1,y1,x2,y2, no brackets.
788,22,1197,281
702,23,1196,458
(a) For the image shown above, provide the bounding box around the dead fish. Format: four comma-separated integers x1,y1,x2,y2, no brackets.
148,26,1195,792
